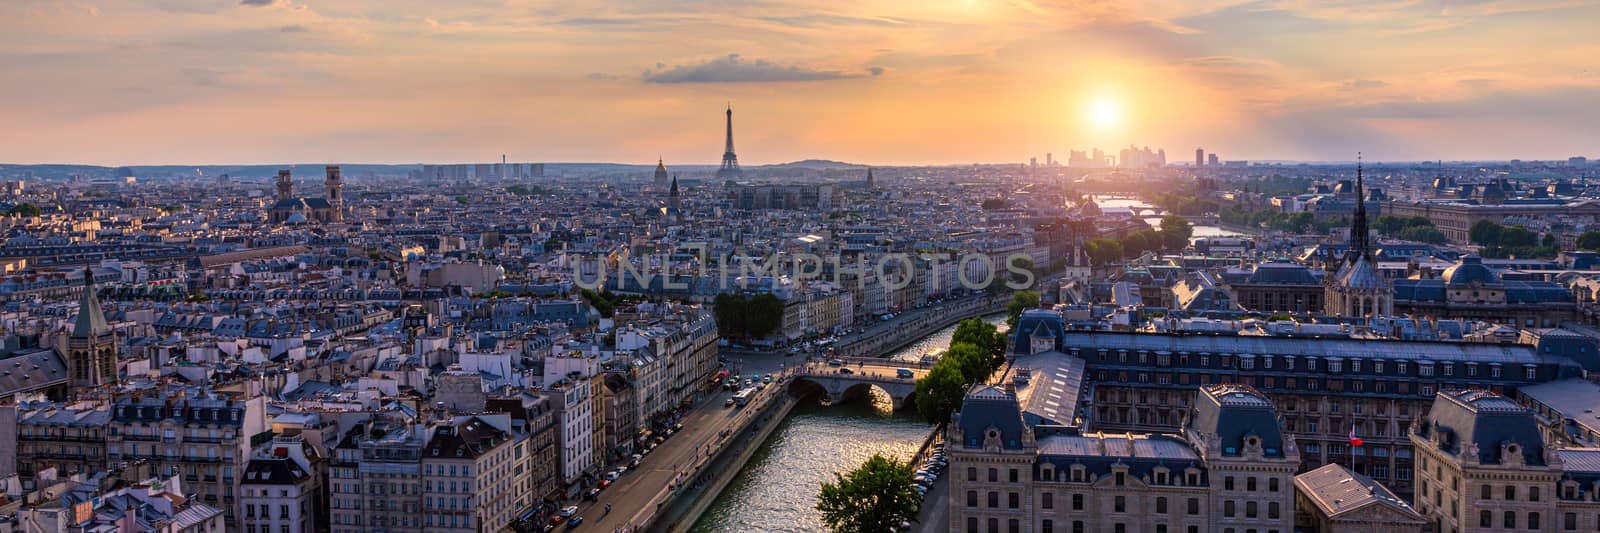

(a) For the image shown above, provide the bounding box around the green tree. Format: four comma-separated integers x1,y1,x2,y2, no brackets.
1084,239,1123,265
1396,226,1447,244
1159,215,1194,251
914,364,968,424
952,318,1007,369
816,454,921,533
1005,290,1041,328
5,203,41,217
980,198,1007,210
1542,233,1558,247
944,342,992,385
1469,220,1502,246
1577,230,1600,251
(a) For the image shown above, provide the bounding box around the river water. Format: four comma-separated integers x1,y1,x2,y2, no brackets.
1090,195,1242,238
690,315,1006,532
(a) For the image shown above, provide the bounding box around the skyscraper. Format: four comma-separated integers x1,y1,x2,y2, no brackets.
1195,148,1204,167
716,106,742,179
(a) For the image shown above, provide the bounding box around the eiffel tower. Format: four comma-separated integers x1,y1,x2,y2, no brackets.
716,105,743,179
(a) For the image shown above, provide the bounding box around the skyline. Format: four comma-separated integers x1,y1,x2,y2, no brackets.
4,1,1600,166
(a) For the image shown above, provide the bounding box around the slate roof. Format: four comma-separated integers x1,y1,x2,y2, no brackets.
241,456,310,485
424,416,512,459
955,386,1027,450
1420,389,1545,466
0,349,70,397
1189,384,1287,458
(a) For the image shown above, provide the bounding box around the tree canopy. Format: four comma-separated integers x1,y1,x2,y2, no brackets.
712,292,785,339
1005,291,1040,328
914,364,968,424
816,453,921,533
1577,230,1600,251
5,203,41,218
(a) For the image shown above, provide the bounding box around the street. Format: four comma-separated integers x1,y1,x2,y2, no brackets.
575,350,796,532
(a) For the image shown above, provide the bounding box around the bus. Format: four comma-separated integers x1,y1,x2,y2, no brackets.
733,387,757,407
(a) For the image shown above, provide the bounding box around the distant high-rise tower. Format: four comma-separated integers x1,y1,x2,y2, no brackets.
1208,153,1219,166
325,165,344,222
866,167,875,188
716,106,743,179
276,169,294,200
1046,152,1054,166
654,158,669,190
1195,148,1204,167
64,266,116,390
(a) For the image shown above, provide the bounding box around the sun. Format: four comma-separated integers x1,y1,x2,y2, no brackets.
1086,95,1124,130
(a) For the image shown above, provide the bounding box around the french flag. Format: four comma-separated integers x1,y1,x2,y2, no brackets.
1348,425,1363,447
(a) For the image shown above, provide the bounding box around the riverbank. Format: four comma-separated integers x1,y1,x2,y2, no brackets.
653,395,800,532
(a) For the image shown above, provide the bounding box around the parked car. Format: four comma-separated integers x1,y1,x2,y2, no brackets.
566,516,583,529
559,506,579,518
724,398,736,408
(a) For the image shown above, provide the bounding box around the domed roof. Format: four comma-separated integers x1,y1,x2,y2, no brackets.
1442,255,1498,287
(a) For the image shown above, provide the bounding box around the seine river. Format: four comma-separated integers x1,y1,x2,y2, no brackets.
690,315,1006,532
1091,195,1242,238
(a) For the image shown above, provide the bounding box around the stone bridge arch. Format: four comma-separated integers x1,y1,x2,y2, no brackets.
789,375,917,411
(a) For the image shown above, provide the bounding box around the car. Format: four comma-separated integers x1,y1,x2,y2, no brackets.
762,375,773,384
827,359,844,367
724,398,736,408
616,465,629,475
598,479,612,489
839,368,854,375
566,516,583,529
584,488,601,500
603,471,619,481
559,506,579,518
896,368,915,379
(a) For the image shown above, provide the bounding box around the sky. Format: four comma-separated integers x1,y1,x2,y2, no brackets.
3,0,1599,166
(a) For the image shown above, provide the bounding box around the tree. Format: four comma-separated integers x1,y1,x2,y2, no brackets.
1577,230,1600,251
1005,291,1040,328
980,198,1007,210
914,364,968,424
1469,220,1502,246
944,342,992,385
1159,215,1193,251
1541,233,1558,247
1396,226,1447,244
1084,239,1123,266
816,453,921,533
952,318,1007,370
5,203,40,218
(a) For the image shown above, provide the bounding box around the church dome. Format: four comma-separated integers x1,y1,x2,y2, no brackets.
1442,255,1498,287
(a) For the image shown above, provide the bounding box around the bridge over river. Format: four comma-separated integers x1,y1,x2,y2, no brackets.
788,357,934,410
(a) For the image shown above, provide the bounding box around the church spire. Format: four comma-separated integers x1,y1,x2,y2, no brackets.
1350,152,1371,260
72,265,109,339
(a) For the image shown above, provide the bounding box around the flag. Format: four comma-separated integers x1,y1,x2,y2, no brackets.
1348,425,1363,447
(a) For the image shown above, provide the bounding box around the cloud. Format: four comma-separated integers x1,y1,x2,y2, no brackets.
760,15,908,28
280,24,307,33
239,0,280,5
181,67,229,87
1340,79,1388,91
643,54,861,84
587,72,619,80
868,66,885,77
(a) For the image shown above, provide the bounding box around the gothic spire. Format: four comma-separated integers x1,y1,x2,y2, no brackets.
1350,152,1371,260
73,265,109,338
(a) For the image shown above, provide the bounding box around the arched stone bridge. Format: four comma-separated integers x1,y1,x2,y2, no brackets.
788,358,934,411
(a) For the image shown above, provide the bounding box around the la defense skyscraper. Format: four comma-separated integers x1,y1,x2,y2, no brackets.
716,105,742,179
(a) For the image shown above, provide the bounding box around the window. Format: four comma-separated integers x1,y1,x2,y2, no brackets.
1115,496,1126,513
1043,520,1054,533
1224,500,1236,517
1009,492,1019,509
1156,497,1167,514
968,467,977,480
1507,486,1517,501
989,468,998,482
989,518,999,533
1247,477,1257,491
1530,512,1541,529
967,491,977,508
1506,511,1517,529
1269,502,1280,519
1482,484,1493,500
1010,469,1019,483
1269,478,1280,492
1009,519,1020,533
1528,367,1539,380
1225,476,1235,490
1531,486,1542,502
1481,511,1493,528
968,517,978,533
1073,494,1084,510
1043,492,1054,509
1564,512,1577,531
988,492,999,508
1246,501,1258,518
1073,521,1084,533
1188,498,1200,515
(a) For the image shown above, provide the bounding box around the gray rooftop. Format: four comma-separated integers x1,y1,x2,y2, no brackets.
1294,463,1417,519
